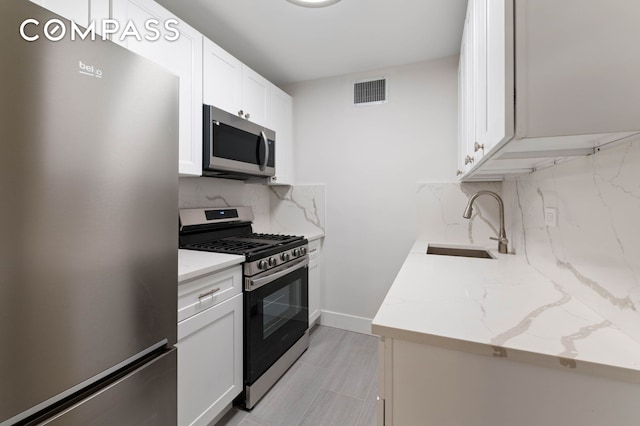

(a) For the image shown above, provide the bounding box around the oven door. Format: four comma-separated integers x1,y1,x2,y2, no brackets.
245,258,308,385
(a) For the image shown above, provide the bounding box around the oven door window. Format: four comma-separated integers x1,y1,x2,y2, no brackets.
263,283,301,339
246,265,308,384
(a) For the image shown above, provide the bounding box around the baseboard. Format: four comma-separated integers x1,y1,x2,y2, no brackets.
319,310,374,335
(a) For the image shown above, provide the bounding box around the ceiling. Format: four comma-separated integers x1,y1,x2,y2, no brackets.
155,0,468,86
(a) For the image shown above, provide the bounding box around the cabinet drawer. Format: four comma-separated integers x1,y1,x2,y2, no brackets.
308,239,322,259
178,265,242,322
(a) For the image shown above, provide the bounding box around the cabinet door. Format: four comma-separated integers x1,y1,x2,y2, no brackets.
268,85,294,185
90,0,110,35
458,0,477,174
203,38,243,118
457,28,468,176
475,0,514,155
242,66,270,127
308,239,323,325
177,293,243,426
308,257,321,326
112,0,203,176
30,0,90,27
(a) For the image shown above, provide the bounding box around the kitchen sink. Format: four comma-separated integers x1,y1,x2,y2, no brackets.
426,244,495,259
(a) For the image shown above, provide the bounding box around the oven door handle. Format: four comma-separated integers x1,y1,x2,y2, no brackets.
246,257,309,291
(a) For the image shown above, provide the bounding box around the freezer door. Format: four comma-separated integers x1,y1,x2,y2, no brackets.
31,349,177,426
0,0,178,423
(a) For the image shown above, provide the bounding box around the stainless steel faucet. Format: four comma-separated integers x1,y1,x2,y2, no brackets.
463,190,509,254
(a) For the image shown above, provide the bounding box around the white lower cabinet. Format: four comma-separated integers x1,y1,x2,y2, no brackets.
307,238,323,326
377,337,640,426
177,266,243,426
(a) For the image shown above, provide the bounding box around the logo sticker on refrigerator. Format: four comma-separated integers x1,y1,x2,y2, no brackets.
78,61,102,79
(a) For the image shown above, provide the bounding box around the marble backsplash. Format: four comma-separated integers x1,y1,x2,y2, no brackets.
269,185,326,238
416,181,504,248
178,177,326,239
502,139,640,343
178,177,271,231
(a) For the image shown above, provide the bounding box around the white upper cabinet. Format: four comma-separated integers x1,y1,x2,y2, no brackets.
459,0,640,181
458,0,512,178
29,0,110,34
203,38,271,128
90,0,110,30
457,0,477,175
204,38,295,182
268,85,294,185
203,38,243,119
241,66,270,127
30,0,89,27
474,0,513,159
112,0,203,176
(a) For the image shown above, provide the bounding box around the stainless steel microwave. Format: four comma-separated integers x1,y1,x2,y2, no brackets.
203,105,275,179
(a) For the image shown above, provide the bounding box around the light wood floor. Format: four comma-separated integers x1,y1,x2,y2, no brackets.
216,325,378,426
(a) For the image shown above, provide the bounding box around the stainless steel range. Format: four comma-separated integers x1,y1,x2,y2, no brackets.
179,207,309,409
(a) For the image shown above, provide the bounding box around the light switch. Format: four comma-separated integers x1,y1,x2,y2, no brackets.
544,207,558,227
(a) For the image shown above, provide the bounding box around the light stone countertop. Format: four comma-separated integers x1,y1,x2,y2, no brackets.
305,232,324,242
372,241,640,383
178,249,244,284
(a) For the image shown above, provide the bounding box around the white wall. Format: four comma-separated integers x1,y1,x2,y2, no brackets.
284,56,459,327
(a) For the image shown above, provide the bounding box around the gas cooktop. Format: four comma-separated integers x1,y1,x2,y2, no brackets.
178,208,308,266
182,233,304,256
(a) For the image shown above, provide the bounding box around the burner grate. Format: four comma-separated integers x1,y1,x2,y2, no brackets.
246,233,302,243
188,239,271,255
181,232,305,257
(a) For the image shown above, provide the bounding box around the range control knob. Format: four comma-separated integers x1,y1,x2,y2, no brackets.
280,253,290,262
268,257,277,267
300,247,307,255
292,248,301,257
258,260,268,270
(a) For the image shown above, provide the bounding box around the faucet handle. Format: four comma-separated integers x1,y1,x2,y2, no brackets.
490,236,509,254
490,236,508,242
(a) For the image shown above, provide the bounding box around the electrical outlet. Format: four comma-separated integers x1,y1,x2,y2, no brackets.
544,207,558,227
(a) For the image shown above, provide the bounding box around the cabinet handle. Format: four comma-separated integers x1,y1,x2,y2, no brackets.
198,287,220,300
474,142,485,152
244,113,251,119
238,110,244,117
464,155,474,165
456,169,464,176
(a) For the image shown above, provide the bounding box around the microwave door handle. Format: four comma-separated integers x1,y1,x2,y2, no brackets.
210,119,215,165
260,131,269,171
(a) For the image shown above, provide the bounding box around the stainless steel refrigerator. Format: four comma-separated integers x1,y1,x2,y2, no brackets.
0,1,179,424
